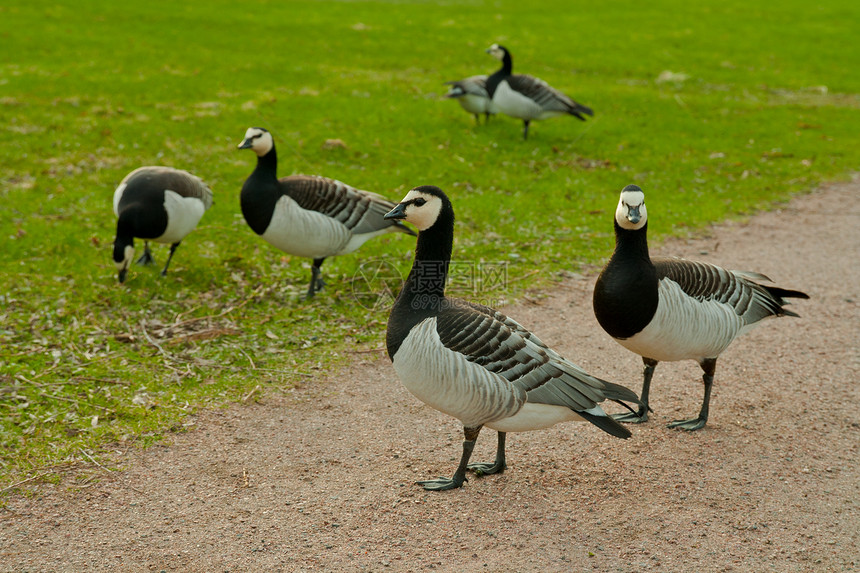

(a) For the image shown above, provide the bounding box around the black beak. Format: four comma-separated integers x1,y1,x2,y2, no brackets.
627,205,641,225
237,138,253,149
118,268,127,283
383,203,407,220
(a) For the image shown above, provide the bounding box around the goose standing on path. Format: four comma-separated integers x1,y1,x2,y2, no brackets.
112,166,213,283
238,127,416,298
383,185,642,491
484,44,594,140
443,75,497,124
592,184,809,430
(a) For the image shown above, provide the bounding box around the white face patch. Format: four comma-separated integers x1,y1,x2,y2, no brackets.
487,44,504,61
239,127,273,157
398,189,443,232
615,189,647,230
115,244,134,271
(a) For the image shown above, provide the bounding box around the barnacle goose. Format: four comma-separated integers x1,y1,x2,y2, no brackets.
592,184,809,430
384,185,642,491
443,75,497,124
485,44,594,140
112,166,213,283
238,127,416,298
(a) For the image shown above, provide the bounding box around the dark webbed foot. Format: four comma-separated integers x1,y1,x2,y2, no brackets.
136,244,155,266
667,417,707,431
467,432,506,476
306,259,326,299
467,461,505,476
416,475,467,491
305,278,326,299
418,429,480,491
612,408,649,424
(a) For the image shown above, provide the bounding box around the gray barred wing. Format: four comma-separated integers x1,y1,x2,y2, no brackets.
653,257,790,324
283,175,397,234
434,300,630,412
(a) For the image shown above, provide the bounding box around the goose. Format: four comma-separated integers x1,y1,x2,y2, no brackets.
592,184,809,431
443,75,497,124
112,166,213,283
237,127,417,298
485,44,594,140
383,185,642,491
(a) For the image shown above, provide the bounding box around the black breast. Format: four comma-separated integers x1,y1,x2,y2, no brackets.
117,183,168,239
240,175,282,236
592,225,659,340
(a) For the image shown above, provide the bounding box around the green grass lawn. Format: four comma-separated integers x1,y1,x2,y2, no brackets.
1,0,858,486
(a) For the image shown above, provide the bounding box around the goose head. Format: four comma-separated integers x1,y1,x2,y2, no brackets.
384,185,450,232
486,43,509,61
444,84,467,98
615,184,648,231
237,127,274,157
113,240,134,283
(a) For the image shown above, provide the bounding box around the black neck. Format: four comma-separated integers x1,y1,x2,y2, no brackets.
486,51,513,97
241,144,281,235
500,51,512,75
611,220,651,262
386,208,454,358
592,221,659,339
113,219,135,262
254,144,279,180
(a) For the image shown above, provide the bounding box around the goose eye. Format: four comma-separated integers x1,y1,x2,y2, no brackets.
413,198,427,207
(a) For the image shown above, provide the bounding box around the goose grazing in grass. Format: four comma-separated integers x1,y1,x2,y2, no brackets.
592,184,809,431
443,75,496,124
238,127,416,298
485,44,593,140
383,185,642,491
112,166,213,283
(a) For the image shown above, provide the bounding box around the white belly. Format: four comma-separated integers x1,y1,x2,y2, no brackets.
618,279,749,362
458,94,497,115
492,81,543,120
487,403,585,433
155,191,206,244
393,319,525,429
339,226,396,255
261,195,351,258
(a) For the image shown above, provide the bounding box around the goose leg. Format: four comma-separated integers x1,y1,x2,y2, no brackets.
160,242,181,277
306,258,327,298
136,241,154,266
467,431,507,476
613,357,657,423
522,120,531,140
473,113,481,125
417,426,481,491
668,358,715,431
484,111,491,124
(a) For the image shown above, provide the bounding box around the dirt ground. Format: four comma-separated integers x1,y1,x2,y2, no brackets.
2,180,859,572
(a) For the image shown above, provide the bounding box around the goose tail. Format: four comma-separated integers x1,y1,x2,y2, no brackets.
578,409,632,439
599,378,644,406
568,101,594,119
764,285,810,317
576,377,646,439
